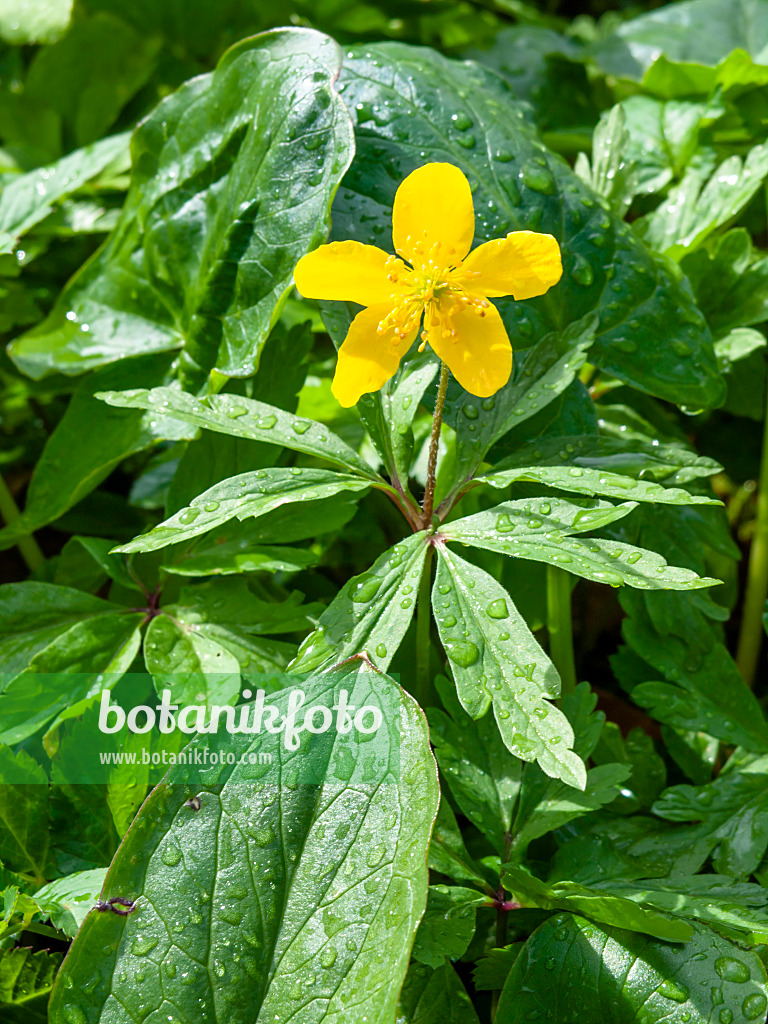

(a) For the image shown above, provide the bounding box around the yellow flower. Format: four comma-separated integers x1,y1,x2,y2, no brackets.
294,162,563,407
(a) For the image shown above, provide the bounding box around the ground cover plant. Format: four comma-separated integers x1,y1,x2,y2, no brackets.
3,0,768,1021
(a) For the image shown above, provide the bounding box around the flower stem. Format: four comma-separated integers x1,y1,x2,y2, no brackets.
547,564,577,699
736,384,768,687
0,472,44,574
421,361,450,529
415,544,435,707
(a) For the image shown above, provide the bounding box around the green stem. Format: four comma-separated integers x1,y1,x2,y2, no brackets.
420,362,450,529
736,384,768,687
415,545,435,708
547,564,577,698
0,472,44,573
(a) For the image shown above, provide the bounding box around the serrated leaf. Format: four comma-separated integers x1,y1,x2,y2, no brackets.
575,106,638,216
653,755,768,878
496,913,768,1024
0,947,63,1024
432,546,585,788
10,28,354,382
442,498,719,591
291,534,429,674
397,962,481,1024
113,468,371,554
49,665,439,1024
330,42,723,409
99,386,379,479
502,866,692,942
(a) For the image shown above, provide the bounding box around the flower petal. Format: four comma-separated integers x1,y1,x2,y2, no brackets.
294,241,406,306
332,303,420,407
459,231,562,299
392,163,475,268
426,299,512,398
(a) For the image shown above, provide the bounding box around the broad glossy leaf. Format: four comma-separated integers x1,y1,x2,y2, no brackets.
0,353,193,550
0,746,49,882
653,755,768,878
440,315,595,488
11,29,354,381
590,0,768,80
496,913,768,1024
330,42,723,408
443,498,719,591
0,947,62,1024
99,386,379,479
433,545,586,788
291,534,429,673
397,963,481,1024
638,143,768,261
143,615,242,708
575,106,638,216
0,132,129,254
34,867,108,937
682,229,768,340
164,542,318,578
0,611,144,744
113,468,371,554
427,802,492,892
49,664,440,1024
412,886,487,969
502,866,692,942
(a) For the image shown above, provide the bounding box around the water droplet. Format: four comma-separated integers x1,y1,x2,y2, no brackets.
519,163,556,195
162,845,181,866
249,825,276,847
462,404,479,420
539,503,551,515
257,415,277,429
226,405,247,419
320,946,338,969
486,599,508,619
743,994,767,1020
626,552,641,564
444,639,480,668
496,513,515,533
179,508,200,525
292,420,310,434
715,957,750,983
527,518,542,529
457,134,476,149
351,574,382,603
203,501,220,512
441,614,457,627
131,935,159,957
437,583,451,594
63,1008,88,1024
719,1011,733,1024
659,979,689,1003
451,112,473,130
568,467,584,477
571,254,594,287
375,643,387,658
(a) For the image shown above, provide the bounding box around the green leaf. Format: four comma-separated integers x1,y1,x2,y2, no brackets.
412,885,487,969
34,868,108,937
590,876,768,946
484,433,722,487
164,542,318,578
11,28,355,381
49,664,440,1024
443,497,720,591
114,468,371,554
473,946,523,992
496,913,768,1024
502,866,692,942
143,614,242,708
291,534,429,673
715,328,767,421
682,229,768,340
330,42,723,409
0,746,49,883
429,675,522,857
0,610,144,745
575,106,638,217
0,0,71,44
99,386,379,479
507,685,630,858
638,143,768,261
0,353,193,550
0,948,63,1024
397,962,481,1024
428,802,493,892
0,132,129,254
432,545,586,788
653,755,768,878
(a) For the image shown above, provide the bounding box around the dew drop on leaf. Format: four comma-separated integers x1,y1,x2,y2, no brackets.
225,405,247,419
486,599,508,619
715,957,750,983
658,979,689,1003
444,639,480,668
